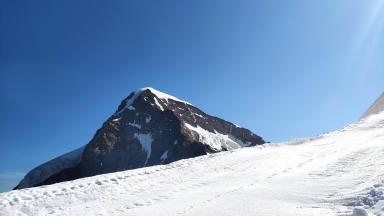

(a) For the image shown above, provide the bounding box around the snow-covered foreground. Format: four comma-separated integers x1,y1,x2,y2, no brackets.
2,113,384,216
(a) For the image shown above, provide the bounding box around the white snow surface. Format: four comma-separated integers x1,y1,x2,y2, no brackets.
2,112,384,216
16,146,85,189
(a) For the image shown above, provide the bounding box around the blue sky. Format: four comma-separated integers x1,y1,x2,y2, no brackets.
0,0,383,192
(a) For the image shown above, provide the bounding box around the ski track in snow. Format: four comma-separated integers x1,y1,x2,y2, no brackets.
2,113,384,216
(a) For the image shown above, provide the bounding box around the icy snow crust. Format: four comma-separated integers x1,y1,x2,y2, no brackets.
2,112,384,216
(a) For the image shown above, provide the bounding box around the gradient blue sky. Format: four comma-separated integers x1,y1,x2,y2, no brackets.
0,0,383,192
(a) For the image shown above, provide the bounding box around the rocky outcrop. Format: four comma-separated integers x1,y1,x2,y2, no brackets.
15,87,266,189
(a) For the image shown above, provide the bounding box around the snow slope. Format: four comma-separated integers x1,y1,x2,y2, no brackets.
361,92,384,119
15,146,85,189
1,112,384,216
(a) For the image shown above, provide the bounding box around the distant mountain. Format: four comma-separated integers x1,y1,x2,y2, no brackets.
15,87,266,189
361,92,384,119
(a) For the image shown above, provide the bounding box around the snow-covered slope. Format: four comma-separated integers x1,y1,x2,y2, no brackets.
2,111,384,216
361,92,384,119
16,146,85,189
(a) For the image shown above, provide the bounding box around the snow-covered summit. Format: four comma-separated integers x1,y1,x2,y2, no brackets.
140,87,191,105
115,87,191,116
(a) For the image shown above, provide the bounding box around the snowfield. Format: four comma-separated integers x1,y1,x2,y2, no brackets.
1,112,384,216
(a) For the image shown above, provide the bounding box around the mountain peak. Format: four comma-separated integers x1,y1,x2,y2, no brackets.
140,87,191,105
15,87,265,189
115,87,191,116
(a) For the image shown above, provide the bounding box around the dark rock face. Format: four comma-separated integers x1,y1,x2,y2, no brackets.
15,88,266,189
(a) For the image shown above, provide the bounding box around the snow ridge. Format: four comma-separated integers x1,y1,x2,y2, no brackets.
115,87,191,116
142,87,191,105
16,146,85,189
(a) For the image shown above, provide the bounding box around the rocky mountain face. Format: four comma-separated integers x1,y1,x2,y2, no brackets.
15,88,266,189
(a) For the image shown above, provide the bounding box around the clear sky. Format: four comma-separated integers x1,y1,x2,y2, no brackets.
0,0,383,192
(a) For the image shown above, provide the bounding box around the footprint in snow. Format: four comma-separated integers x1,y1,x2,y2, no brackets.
267,174,278,179
133,202,144,206
20,196,32,201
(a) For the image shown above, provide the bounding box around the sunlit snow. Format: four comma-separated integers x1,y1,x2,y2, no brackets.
2,112,384,216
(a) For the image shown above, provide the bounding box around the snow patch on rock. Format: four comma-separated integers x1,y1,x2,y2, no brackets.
153,97,164,111
145,116,151,124
128,122,141,129
160,150,168,162
134,133,153,164
184,123,249,151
